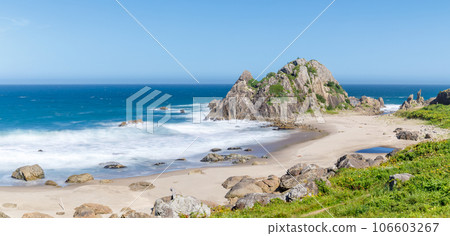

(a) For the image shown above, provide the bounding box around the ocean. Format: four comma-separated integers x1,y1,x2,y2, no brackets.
0,84,448,186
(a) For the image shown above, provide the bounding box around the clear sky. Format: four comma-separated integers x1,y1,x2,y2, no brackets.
0,0,449,84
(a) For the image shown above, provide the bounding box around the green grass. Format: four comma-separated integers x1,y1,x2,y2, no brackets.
316,94,326,103
247,78,259,89
397,104,450,129
269,84,286,97
211,140,450,218
325,81,345,95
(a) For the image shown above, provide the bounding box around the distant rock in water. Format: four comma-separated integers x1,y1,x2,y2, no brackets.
206,58,383,122
399,90,434,110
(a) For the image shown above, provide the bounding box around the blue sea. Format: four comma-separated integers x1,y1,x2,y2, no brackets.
0,84,448,186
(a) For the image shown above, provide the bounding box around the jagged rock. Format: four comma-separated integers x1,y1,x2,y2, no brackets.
389,173,414,190
225,178,263,199
430,88,450,105
11,164,45,181
399,89,438,110
200,153,224,162
153,194,210,218
0,211,10,218
222,175,250,189
395,130,419,141
280,164,327,190
45,180,58,186
234,193,284,210
22,212,53,218
284,181,318,202
129,182,155,191
336,154,369,169
66,173,94,183
255,175,280,193
206,59,350,122
210,148,222,152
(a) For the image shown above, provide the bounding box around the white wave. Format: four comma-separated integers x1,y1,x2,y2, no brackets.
381,104,401,114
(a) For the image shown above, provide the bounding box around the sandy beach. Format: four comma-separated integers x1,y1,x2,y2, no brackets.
0,113,447,218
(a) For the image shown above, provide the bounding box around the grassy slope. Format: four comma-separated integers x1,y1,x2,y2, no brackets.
212,140,450,218
397,104,450,129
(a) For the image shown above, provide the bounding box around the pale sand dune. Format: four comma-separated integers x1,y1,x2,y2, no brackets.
0,114,446,218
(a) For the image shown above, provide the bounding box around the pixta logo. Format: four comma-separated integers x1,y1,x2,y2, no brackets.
126,86,172,133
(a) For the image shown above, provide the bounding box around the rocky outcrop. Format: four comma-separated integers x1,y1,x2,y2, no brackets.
335,153,387,169
394,128,419,141
65,173,94,183
225,178,264,199
349,96,385,115
255,175,280,193
388,173,414,190
279,163,328,191
234,193,283,210
200,153,225,162
11,164,45,181
284,182,318,202
201,153,257,164
430,88,450,105
153,194,211,218
222,175,250,189
399,90,437,110
129,181,155,191
206,59,354,123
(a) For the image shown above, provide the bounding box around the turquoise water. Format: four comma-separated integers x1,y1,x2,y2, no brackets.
0,84,448,185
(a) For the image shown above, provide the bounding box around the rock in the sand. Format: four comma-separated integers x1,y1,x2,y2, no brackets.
210,148,222,152
252,161,268,165
226,153,257,164
104,163,127,169
336,154,370,169
99,179,113,184
225,178,263,199
56,212,65,216
44,180,58,186
22,212,53,218
0,211,10,218
424,133,432,139
227,147,242,150
74,203,112,218
120,208,152,218
65,173,94,183
129,181,155,191
395,130,419,141
389,173,414,190
11,164,45,181
153,194,210,218
255,175,280,193
284,181,318,202
200,153,224,162
234,193,284,210
222,175,250,189
2,203,17,208
188,169,205,175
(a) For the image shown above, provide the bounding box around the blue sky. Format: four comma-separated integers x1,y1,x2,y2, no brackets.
0,0,449,84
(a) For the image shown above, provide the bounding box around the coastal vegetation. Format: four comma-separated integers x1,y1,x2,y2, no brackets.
212,140,450,217
397,104,450,129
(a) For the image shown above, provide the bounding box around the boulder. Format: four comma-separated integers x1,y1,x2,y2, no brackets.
22,212,53,218
225,153,257,163
284,181,318,202
430,88,450,105
0,211,10,218
153,194,211,218
200,153,224,162
367,156,387,167
234,193,284,210
73,203,112,218
11,164,45,181
335,153,369,169
386,148,402,157
129,181,155,191
222,175,250,189
225,178,263,199
279,164,327,190
65,173,94,183
44,180,58,186
210,148,222,152
395,130,419,141
255,175,280,193
389,173,414,190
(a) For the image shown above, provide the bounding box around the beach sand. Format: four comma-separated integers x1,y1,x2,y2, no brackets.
0,113,447,218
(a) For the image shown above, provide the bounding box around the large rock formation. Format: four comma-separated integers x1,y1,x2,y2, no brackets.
430,88,450,105
399,90,435,110
206,59,351,122
153,194,211,218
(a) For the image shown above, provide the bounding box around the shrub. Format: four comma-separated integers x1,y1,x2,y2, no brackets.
316,94,326,103
269,84,285,97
